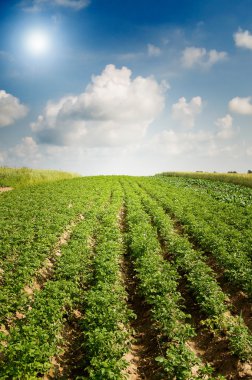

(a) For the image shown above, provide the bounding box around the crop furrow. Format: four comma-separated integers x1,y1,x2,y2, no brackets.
132,180,252,367
138,178,252,298
121,179,221,380
161,213,252,335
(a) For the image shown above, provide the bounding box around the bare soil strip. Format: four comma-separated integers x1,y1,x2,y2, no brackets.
119,206,164,380
0,187,13,193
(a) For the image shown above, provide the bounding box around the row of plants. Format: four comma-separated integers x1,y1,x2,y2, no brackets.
139,177,252,297
121,179,219,380
81,183,134,379
0,179,112,379
0,178,106,325
131,180,252,362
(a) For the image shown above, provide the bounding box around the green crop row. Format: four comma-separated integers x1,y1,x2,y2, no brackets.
81,183,134,379
132,180,252,362
121,179,219,380
139,177,252,297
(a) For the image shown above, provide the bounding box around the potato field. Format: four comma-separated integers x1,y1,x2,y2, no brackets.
0,175,252,380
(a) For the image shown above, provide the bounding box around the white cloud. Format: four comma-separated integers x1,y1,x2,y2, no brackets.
0,90,28,128
21,0,90,12
234,29,252,50
229,97,252,115
31,64,165,147
172,96,202,128
152,128,214,156
215,114,235,139
147,44,161,57
10,137,41,163
181,46,227,69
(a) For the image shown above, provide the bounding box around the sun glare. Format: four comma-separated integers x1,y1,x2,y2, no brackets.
26,31,50,55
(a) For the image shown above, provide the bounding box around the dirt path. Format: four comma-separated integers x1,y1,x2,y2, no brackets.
0,187,13,193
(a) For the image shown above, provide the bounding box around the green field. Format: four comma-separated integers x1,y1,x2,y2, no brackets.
159,171,252,189
0,174,252,379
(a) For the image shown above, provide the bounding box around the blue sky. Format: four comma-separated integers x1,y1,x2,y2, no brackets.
0,0,252,174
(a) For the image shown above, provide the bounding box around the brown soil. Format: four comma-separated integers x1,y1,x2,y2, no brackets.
0,187,13,193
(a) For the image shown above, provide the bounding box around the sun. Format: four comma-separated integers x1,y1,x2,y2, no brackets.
26,31,50,55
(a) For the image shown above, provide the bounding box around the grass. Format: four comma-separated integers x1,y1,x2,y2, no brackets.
0,166,79,189
157,171,252,189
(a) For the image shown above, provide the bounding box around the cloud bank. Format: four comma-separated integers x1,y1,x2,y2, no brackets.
31,64,166,147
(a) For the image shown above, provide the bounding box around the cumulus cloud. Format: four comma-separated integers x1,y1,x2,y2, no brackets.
31,64,165,147
21,0,90,12
0,90,28,128
234,29,252,50
229,97,252,115
215,114,235,139
147,44,161,57
10,137,41,163
181,46,227,69
172,96,202,128
152,129,214,156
